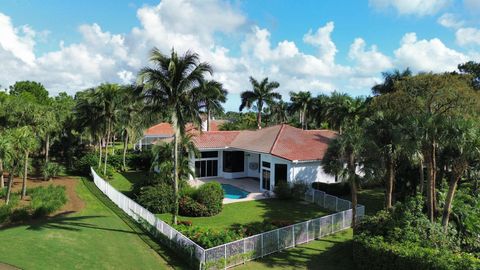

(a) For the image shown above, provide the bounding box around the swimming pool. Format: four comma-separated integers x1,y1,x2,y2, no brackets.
221,184,250,199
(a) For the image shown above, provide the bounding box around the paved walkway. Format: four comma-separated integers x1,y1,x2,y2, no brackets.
189,177,270,204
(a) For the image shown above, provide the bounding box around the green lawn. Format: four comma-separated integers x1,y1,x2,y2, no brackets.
341,188,385,216
237,229,354,270
158,199,331,231
0,178,179,270
110,171,150,196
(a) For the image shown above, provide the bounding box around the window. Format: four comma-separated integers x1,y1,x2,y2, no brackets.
195,160,218,177
262,161,270,168
223,151,244,172
201,151,218,158
262,169,271,190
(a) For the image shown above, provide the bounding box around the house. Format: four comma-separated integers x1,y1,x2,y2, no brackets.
190,124,338,192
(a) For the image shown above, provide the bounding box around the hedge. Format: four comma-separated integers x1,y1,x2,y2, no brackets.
311,182,350,196
353,234,480,270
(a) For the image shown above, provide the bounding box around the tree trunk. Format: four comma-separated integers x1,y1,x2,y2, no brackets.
441,173,461,231
207,107,211,131
98,139,103,169
418,158,424,195
257,104,262,129
21,150,29,199
5,172,14,204
104,119,111,175
385,154,394,209
172,112,180,225
122,132,129,171
45,133,50,164
425,142,436,222
348,153,357,228
0,159,4,189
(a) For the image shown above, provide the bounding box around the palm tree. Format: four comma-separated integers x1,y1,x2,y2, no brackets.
118,85,144,171
19,127,38,199
323,121,364,227
239,77,281,129
441,118,480,231
197,80,227,131
289,91,313,130
95,83,121,175
0,133,12,190
372,68,412,96
137,48,212,224
269,100,289,124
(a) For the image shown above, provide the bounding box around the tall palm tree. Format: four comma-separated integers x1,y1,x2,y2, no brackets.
19,127,38,199
269,100,289,124
197,80,227,131
95,83,121,175
289,91,313,130
137,48,212,224
441,118,480,231
322,121,365,227
239,77,281,129
372,68,412,96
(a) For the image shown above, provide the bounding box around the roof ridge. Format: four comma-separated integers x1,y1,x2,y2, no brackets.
269,123,285,154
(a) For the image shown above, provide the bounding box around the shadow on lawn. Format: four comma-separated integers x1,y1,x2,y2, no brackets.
25,214,142,235
245,230,354,270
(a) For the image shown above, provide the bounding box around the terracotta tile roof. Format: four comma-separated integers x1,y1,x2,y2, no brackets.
144,120,226,136
192,131,241,149
271,125,337,161
192,124,337,161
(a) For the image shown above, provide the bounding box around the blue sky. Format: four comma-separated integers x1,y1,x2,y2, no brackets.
1,0,479,111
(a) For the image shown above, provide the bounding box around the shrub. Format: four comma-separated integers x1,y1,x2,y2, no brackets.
291,181,309,199
353,234,480,270
126,152,152,171
311,182,350,196
42,162,63,180
10,207,30,222
136,183,174,214
178,220,192,226
274,182,293,199
178,196,208,217
74,152,99,175
29,185,67,218
194,182,224,216
176,224,244,248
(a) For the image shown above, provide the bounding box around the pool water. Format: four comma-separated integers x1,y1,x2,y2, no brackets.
221,184,250,199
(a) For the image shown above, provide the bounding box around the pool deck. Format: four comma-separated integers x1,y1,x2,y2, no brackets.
189,177,269,204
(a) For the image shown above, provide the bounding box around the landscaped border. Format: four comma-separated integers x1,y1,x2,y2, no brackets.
90,168,365,270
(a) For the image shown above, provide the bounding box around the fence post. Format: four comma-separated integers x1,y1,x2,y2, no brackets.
277,229,280,251
306,221,309,242
261,234,264,257
243,239,246,264
292,225,295,247
224,244,227,270
331,215,334,234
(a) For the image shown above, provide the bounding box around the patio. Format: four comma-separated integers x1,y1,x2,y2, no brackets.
189,177,267,204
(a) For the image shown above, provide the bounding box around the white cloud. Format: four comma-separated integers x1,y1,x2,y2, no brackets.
437,13,465,29
348,38,393,75
456,27,480,46
0,13,36,65
369,0,450,16
394,32,469,72
303,22,337,64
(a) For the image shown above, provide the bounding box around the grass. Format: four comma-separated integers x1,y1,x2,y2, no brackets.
341,187,385,216
237,229,354,270
110,171,150,196
0,178,183,270
158,199,331,231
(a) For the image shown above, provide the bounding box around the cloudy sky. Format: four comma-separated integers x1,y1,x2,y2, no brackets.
1,0,479,111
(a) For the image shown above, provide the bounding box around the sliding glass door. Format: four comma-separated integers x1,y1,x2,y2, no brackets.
195,160,218,178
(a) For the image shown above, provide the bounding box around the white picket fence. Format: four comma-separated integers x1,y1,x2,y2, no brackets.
90,168,365,270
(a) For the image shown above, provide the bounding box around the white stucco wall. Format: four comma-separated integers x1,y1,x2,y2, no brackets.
291,162,336,184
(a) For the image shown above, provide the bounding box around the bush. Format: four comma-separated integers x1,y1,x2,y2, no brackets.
194,182,223,216
178,196,208,217
274,182,293,200
42,162,63,180
136,183,174,214
74,152,99,175
291,181,309,199
353,234,480,270
126,152,152,171
29,185,67,218
311,182,350,196
176,224,244,248
98,164,115,180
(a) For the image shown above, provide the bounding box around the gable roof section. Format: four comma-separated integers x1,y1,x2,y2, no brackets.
271,125,337,161
144,120,225,136
192,124,337,161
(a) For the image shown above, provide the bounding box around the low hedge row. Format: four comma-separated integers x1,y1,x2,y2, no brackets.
74,151,152,176
311,182,350,196
353,234,480,270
